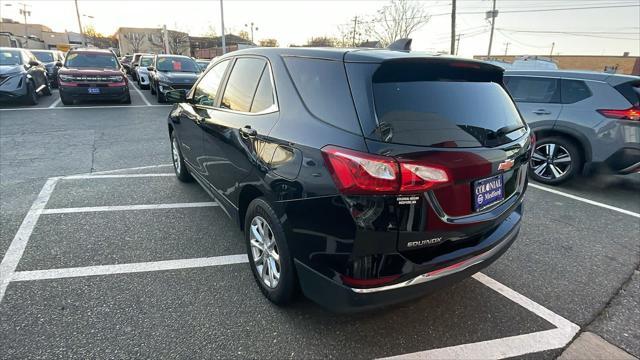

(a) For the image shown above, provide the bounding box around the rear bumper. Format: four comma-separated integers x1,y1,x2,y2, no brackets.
586,147,640,175
295,209,521,312
59,85,129,101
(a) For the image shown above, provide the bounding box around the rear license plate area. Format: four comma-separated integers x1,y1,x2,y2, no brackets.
88,87,100,94
473,174,505,211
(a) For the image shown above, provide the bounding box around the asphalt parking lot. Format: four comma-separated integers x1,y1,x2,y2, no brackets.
1,81,638,359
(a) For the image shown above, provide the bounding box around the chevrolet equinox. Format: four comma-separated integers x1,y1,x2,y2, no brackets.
166,47,533,311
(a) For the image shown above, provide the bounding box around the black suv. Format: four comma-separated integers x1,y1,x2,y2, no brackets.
166,47,532,311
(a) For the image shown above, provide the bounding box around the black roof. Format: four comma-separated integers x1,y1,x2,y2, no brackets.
227,47,494,66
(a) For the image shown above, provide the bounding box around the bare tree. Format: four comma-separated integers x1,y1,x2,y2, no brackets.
367,0,430,47
123,32,145,53
167,30,190,55
259,38,278,47
306,37,337,47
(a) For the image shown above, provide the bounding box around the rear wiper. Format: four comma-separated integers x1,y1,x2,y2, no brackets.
495,125,523,137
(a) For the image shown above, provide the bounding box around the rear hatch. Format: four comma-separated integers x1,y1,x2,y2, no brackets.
345,57,532,261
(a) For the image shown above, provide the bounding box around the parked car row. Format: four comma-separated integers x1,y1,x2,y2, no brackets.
0,47,52,104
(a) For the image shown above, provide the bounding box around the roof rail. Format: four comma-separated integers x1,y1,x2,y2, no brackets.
387,38,412,51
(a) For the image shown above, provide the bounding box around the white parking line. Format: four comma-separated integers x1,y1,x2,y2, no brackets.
89,164,173,175
529,183,640,219
0,104,171,111
0,177,60,302
131,81,152,106
48,97,61,108
41,202,218,214
10,254,249,282
63,173,175,180
383,273,579,360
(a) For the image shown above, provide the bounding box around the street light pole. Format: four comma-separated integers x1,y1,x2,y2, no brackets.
74,0,86,47
220,0,226,54
486,0,497,58
245,22,258,43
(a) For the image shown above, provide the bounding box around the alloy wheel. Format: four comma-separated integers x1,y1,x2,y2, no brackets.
249,216,281,289
530,143,572,180
172,137,181,174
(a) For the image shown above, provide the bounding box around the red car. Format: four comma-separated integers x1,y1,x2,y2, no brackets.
57,49,130,105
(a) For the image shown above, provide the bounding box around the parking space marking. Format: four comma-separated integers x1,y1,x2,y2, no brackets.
63,173,175,180
0,104,171,111
131,82,152,106
0,177,59,302
384,273,580,360
10,254,249,282
41,202,218,214
529,183,640,218
48,97,61,108
89,164,173,175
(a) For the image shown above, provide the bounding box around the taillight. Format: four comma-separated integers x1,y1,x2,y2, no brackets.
321,146,450,195
597,106,640,121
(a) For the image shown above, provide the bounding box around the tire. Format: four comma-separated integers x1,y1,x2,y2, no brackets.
170,132,192,182
121,91,131,104
157,89,165,103
529,136,582,185
42,83,52,96
60,93,73,105
150,82,156,95
24,81,38,105
244,197,297,306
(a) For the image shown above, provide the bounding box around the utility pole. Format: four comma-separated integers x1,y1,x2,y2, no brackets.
450,0,456,55
352,16,358,47
74,0,86,47
504,42,510,56
486,0,497,58
220,0,226,54
549,42,555,59
455,34,461,55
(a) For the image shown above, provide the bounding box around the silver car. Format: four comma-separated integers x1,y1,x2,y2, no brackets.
135,55,154,90
504,70,640,184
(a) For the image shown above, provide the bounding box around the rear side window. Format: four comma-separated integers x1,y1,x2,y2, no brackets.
194,60,229,107
373,81,524,148
221,57,266,112
250,68,275,113
284,57,359,133
504,76,560,103
614,81,640,107
561,79,592,104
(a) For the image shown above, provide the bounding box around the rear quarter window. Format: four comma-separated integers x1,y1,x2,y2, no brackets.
284,57,360,134
614,80,640,107
561,79,592,104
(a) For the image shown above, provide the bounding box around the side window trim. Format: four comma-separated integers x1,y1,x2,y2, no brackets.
214,55,279,115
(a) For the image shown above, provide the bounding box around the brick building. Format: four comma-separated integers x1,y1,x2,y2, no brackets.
474,54,640,75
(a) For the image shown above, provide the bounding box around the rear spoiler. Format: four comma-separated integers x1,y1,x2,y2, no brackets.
373,58,505,84
387,38,412,51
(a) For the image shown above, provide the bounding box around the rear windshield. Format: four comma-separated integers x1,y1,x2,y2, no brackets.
31,51,54,63
614,81,640,107
65,52,118,69
373,81,525,148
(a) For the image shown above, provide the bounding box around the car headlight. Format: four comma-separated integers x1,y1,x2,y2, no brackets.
108,75,124,82
59,74,73,82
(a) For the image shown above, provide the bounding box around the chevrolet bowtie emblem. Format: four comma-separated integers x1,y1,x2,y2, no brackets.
498,159,515,171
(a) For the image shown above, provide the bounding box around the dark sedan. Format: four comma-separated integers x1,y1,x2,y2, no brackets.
148,55,201,103
30,49,65,88
0,47,51,105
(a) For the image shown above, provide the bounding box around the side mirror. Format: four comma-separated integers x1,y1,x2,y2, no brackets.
28,59,40,67
55,61,63,67
147,66,155,71
165,89,186,103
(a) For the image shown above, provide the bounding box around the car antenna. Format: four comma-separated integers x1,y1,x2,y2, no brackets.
387,38,412,51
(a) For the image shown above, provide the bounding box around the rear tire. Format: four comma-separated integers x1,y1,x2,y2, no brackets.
244,198,297,306
529,136,582,185
121,91,131,104
24,81,38,105
150,83,156,95
170,132,192,182
157,89,165,103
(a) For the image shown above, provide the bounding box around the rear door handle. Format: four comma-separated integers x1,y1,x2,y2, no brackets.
240,125,257,137
533,109,551,115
